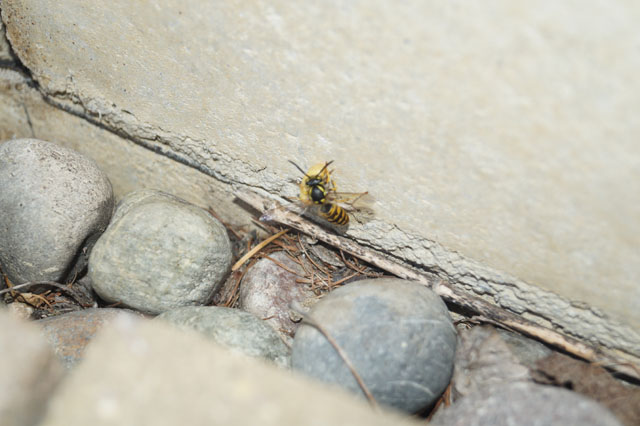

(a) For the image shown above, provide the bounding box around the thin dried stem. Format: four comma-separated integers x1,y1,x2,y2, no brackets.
330,272,360,288
340,250,366,274
231,229,288,271
207,207,243,239
261,254,305,277
298,235,330,276
290,302,378,408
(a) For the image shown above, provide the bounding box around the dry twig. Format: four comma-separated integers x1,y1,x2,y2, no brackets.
290,302,378,408
231,229,288,271
207,207,243,239
261,254,305,277
0,280,90,308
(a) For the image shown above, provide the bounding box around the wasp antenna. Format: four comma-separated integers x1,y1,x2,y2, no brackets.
288,160,309,177
317,160,334,176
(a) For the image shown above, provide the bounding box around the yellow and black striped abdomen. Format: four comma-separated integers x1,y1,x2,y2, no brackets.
320,203,349,225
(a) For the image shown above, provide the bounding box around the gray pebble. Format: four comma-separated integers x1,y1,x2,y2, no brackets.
88,190,232,314
0,138,114,284
430,382,622,426
156,306,290,367
291,278,457,413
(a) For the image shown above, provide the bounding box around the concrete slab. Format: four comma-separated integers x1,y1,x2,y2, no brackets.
1,1,638,358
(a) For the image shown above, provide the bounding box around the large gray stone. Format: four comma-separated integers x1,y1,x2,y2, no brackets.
0,138,114,284
0,309,64,426
431,382,622,426
292,278,457,413
38,315,419,426
88,190,232,314
156,306,290,367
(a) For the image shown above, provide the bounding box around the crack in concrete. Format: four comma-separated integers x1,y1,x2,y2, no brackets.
21,101,34,138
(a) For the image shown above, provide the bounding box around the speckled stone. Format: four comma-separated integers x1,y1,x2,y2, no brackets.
156,306,290,367
238,251,316,343
88,190,232,314
0,138,113,284
292,278,457,413
37,308,141,369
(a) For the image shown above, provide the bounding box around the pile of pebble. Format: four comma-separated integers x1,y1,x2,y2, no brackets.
0,139,623,425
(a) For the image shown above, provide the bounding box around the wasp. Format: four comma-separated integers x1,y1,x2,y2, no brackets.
288,160,371,226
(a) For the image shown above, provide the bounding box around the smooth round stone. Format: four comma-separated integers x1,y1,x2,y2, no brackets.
430,382,622,426
88,190,232,314
37,308,141,369
292,278,457,413
0,138,114,284
238,251,316,343
156,306,290,367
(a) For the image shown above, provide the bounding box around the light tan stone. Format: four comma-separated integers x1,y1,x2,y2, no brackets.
0,309,64,426
40,316,417,426
1,1,639,358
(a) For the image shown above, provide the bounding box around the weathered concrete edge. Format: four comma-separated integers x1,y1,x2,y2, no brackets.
358,221,640,359
34,85,639,361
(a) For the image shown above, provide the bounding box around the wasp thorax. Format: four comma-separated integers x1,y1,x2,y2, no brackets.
310,185,326,203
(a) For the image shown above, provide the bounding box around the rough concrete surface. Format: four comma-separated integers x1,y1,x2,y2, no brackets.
0,1,638,359
0,15,12,61
0,72,248,227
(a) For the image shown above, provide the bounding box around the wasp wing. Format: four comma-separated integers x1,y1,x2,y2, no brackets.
326,192,374,210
